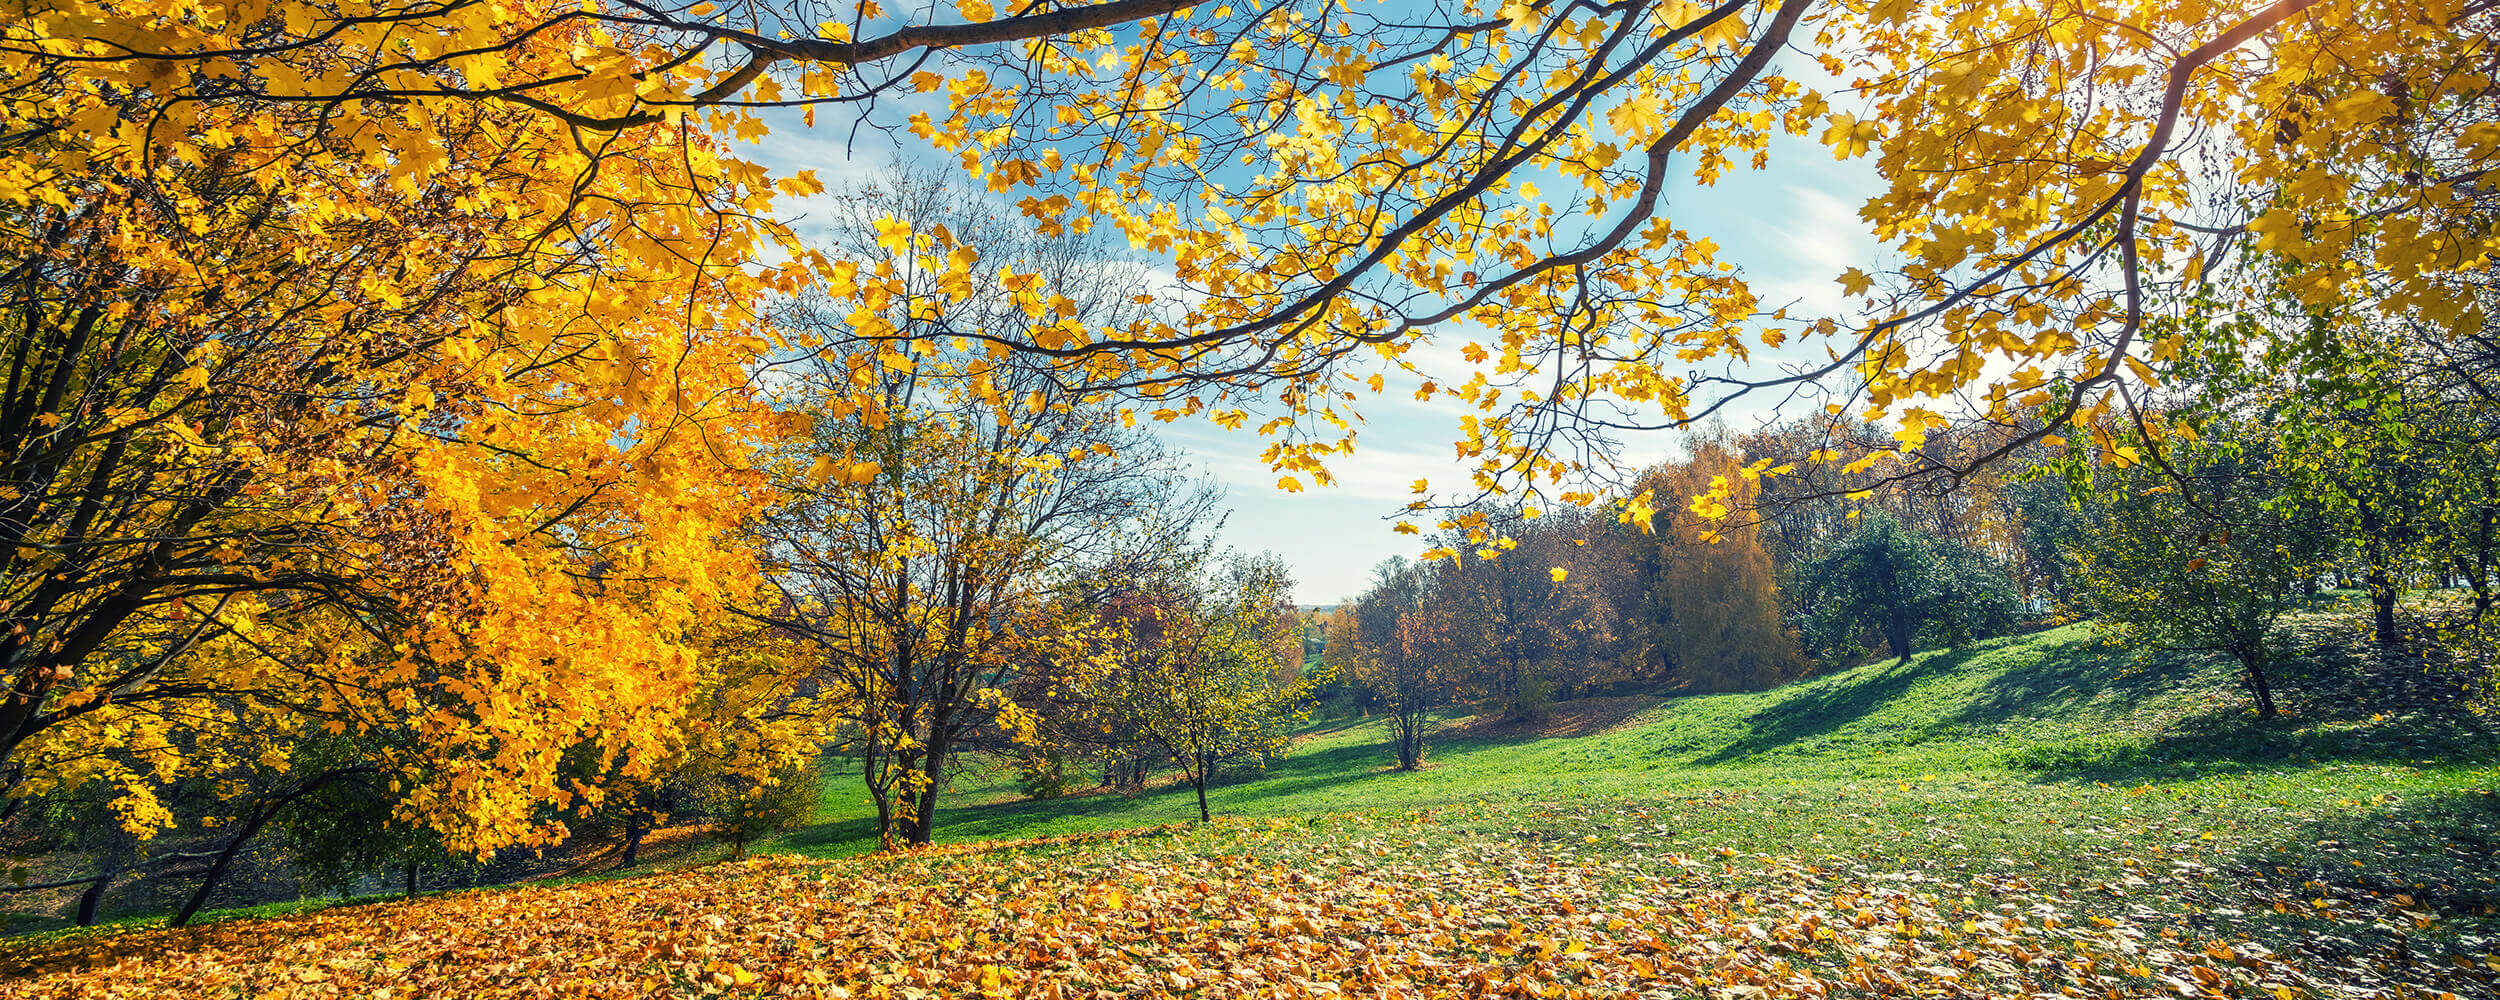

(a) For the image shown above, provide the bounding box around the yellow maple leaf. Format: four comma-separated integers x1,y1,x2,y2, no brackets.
1608,99,1664,140
1820,113,1878,158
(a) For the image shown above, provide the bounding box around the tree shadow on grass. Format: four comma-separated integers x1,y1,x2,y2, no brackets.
1439,696,1665,742
2201,785,2500,995
2009,703,2498,784
1293,716,1383,739
780,741,1410,852
1686,646,1983,766
1942,640,2177,727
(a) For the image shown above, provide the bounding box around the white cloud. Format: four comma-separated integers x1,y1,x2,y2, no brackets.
1754,182,1874,320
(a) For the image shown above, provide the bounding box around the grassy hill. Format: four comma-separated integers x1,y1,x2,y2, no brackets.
776,623,2493,862
7,622,2496,997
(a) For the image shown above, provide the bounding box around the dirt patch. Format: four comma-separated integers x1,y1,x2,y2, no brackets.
1442,694,1666,741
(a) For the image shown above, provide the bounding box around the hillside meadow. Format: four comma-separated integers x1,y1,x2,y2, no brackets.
3,622,2493,998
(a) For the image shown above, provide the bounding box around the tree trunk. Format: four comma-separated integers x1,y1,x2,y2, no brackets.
173,768,363,927
863,731,897,846
404,861,419,899
74,855,118,926
1395,711,1424,771
619,823,645,869
1192,774,1211,823
173,804,275,927
2361,504,2400,652
2369,575,2398,650
907,733,950,846
2244,655,2279,720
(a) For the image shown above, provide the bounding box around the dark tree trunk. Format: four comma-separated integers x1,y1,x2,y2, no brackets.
2244,655,2279,720
174,806,274,927
403,861,419,899
2360,503,2400,652
1395,706,1425,771
1192,774,1211,823
2369,576,2398,649
173,768,363,928
619,824,645,869
907,724,952,846
74,855,118,926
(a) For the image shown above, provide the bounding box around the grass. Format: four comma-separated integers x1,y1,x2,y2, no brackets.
778,623,2492,853
762,621,2500,978
10,618,2495,995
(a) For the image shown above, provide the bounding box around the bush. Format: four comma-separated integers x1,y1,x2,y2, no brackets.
692,760,819,859
1014,750,1076,801
1510,672,1555,724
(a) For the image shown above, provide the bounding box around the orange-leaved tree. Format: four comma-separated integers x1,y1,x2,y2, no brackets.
1,11,811,854
1622,434,1804,692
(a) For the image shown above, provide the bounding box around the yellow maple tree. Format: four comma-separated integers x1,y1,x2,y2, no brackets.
1,6,812,853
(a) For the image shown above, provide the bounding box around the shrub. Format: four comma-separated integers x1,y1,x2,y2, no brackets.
1015,750,1077,801
693,760,820,859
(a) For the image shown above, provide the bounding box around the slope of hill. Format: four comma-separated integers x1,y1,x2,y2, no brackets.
6,624,2495,997
779,624,2493,857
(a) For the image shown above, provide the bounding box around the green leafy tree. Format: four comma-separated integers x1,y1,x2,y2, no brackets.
2073,448,2331,720
1068,553,1311,822
1797,514,2024,666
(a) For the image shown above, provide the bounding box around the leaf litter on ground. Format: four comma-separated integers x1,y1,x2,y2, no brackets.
5,804,2493,999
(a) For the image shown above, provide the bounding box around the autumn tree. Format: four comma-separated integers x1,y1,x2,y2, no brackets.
1427,510,1617,720
11,0,2485,545
743,171,1195,846
1622,436,1804,692
1328,558,1445,771
1065,552,1309,822
0,14,809,859
4,0,2492,888
2073,443,2334,720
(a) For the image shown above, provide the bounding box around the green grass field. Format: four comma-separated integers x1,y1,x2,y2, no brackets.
761,621,2500,986
780,623,2493,858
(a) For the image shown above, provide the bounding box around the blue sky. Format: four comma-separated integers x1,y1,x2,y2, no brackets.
1193,142,1884,605
739,71,1887,606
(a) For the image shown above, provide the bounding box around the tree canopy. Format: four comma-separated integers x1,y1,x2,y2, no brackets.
10,0,2491,518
